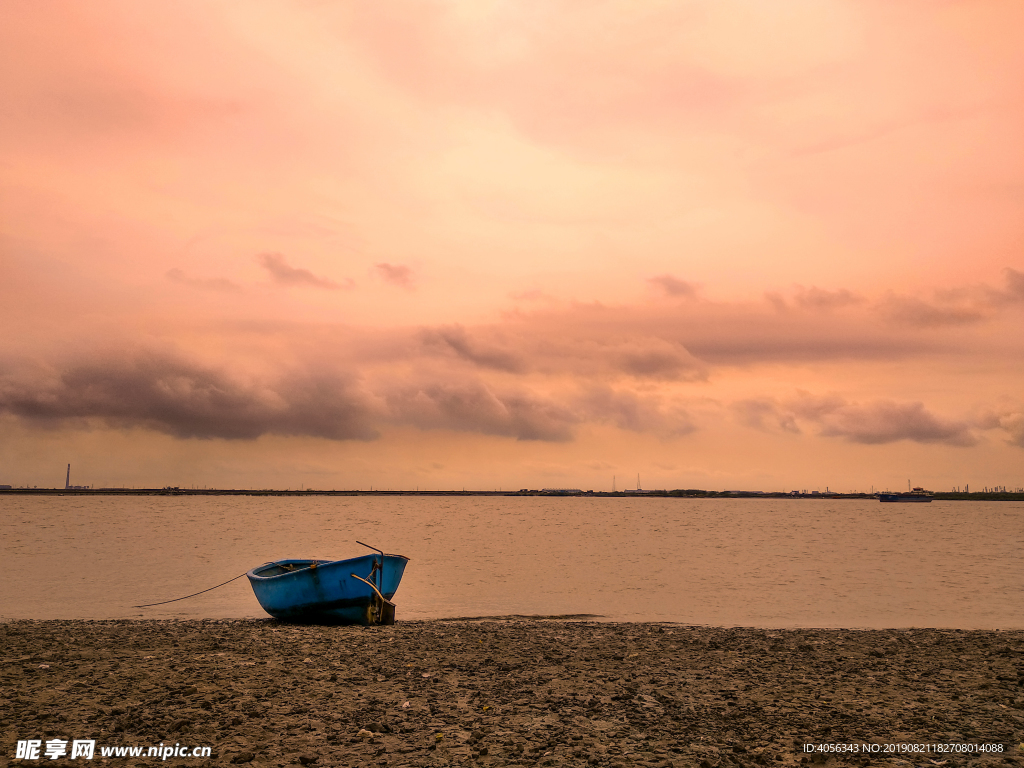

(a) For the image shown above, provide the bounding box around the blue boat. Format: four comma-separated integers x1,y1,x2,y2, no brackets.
246,542,409,625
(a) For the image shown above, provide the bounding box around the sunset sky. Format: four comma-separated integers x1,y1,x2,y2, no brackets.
1,0,1022,492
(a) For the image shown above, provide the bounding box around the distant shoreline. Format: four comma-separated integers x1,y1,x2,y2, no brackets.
2,488,1022,500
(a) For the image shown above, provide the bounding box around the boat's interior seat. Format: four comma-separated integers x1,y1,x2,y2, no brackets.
257,562,314,577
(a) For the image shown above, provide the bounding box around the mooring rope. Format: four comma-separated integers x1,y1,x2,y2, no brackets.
132,571,252,608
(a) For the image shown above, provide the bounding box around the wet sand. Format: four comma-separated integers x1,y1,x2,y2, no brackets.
1,620,1021,767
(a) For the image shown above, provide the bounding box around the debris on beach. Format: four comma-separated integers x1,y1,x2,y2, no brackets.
1,620,1021,767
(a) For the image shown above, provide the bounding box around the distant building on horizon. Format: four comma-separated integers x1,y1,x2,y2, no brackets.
64,463,90,490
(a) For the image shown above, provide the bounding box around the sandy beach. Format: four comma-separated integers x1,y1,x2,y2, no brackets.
2,620,1021,767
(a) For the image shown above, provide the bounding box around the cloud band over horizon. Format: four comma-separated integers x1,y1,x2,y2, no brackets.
2,269,1021,452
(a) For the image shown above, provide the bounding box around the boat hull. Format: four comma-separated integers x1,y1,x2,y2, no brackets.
246,554,408,625
878,494,932,502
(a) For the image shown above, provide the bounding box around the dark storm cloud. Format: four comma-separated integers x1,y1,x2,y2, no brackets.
416,317,707,380
0,353,579,442
385,380,697,442
257,252,345,289
977,409,1024,448
812,400,976,446
734,392,976,446
384,380,576,441
421,325,527,373
611,338,704,379
577,386,696,436
0,353,378,440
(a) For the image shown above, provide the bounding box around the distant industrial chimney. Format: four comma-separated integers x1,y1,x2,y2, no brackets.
65,464,70,490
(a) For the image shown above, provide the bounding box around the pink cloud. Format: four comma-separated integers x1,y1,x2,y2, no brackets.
257,253,347,290
792,286,864,312
166,268,240,293
648,275,699,299
374,262,415,288
732,399,800,434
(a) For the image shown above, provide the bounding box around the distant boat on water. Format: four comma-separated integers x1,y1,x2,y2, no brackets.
247,542,409,625
878,486,933,503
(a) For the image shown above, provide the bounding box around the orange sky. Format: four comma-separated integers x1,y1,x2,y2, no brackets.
1,0,1022,491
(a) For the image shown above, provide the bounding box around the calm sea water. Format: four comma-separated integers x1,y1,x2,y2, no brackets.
1,496,1020,629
